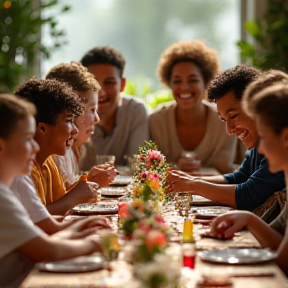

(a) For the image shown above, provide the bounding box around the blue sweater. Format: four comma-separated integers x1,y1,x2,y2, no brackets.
224,146,285,210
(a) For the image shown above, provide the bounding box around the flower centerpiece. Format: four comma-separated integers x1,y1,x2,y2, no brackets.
132,141,170,202
119,198,165,239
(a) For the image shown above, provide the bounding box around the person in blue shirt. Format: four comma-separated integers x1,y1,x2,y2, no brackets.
210,82,288,275
166,65,285,211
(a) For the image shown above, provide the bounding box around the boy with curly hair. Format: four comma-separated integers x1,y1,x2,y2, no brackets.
15,78,100,215
80,46,149,168
167,65,285,212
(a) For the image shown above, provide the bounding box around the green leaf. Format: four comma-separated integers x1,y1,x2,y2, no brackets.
236,40,255,58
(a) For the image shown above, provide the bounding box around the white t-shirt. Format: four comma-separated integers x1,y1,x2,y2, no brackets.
11,175,50,224
0,182,43,287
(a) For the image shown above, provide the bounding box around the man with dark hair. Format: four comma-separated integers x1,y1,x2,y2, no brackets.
167,65,285,211
80,46,149,168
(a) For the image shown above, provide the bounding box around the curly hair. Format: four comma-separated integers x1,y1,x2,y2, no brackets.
80,46,126,77
157,40,220,87
0,93,36,138
208,64,262,102
45,62,101,98
15,78,83,125
245,83,288,135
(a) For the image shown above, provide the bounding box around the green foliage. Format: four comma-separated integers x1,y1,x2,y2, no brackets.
123,77,174,109
237,0,288,71
0,0,70,92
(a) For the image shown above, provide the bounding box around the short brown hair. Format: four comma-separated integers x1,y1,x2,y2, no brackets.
245,83,288,134
0,93,36,138
45,61,101,99
243,69,288,108
157,40,220,87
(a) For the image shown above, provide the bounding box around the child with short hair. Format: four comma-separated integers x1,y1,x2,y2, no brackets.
0,94,102,287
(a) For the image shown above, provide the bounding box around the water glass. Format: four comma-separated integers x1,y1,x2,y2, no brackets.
96,155,116,166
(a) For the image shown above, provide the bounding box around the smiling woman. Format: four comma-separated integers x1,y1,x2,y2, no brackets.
149,40,237,174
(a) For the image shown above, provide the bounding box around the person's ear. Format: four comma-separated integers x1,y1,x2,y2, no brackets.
120,77,126,92
37,123,46,134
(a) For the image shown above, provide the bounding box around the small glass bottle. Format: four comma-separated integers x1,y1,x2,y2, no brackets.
182,219,196,269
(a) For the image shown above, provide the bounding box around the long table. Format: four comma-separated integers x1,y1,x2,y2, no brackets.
21,194,288,288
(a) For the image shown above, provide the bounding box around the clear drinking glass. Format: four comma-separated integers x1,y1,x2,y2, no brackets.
96,155,116,166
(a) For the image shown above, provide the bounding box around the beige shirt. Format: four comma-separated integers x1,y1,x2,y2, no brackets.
149,102,237,174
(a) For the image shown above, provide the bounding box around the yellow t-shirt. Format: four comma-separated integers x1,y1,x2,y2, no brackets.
31,156,66,205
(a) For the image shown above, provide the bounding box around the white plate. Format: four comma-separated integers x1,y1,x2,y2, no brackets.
111,175,132,186
193,206,232,219
199,248,277,264
99,187,127,197
37,255,105,273
72,203,118,215
191,195,219,206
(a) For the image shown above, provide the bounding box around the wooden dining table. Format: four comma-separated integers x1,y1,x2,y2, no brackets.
21,191,288,288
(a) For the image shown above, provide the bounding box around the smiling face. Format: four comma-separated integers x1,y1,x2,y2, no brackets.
0,116,39,176
74,90,100,144
169,61,206,110
42,110,78,156
86,63,125,119
256,115,288,174
217,91,259,149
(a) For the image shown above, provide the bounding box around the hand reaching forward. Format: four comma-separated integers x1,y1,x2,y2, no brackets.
52,216,112,240
69,180,100,204
210,211,252,239
88,164,118,187
165,169,194,193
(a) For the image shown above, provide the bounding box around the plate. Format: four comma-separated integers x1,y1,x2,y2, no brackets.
193,206,232,219
110,175,132,186
99,187,127,197
199,248,277,264
191,195,220,206
72,203,118,215
37,255,105,273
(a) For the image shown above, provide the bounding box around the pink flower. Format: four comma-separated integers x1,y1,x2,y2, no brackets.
154,214,165,224
145,230,166,251
141,171,148,179
148,150,162,161
139,220,151,233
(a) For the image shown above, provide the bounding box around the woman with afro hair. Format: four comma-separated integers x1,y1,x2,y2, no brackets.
149,40,236,174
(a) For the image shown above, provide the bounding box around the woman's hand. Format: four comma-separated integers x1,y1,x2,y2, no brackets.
88,164,118,187
165,169,193,193
210,211,253,239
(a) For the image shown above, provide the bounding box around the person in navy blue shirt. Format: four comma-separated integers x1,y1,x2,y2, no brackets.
166,65,285,211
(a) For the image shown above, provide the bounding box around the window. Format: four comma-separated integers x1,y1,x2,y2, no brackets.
42,0,240,90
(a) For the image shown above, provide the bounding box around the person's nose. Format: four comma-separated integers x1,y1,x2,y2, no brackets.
71,122,78,136
94,111,100,124
226,119,235,135
98,88,106,97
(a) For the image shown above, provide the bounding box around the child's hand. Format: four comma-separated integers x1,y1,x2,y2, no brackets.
210,211,251,239
88,165,118,187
